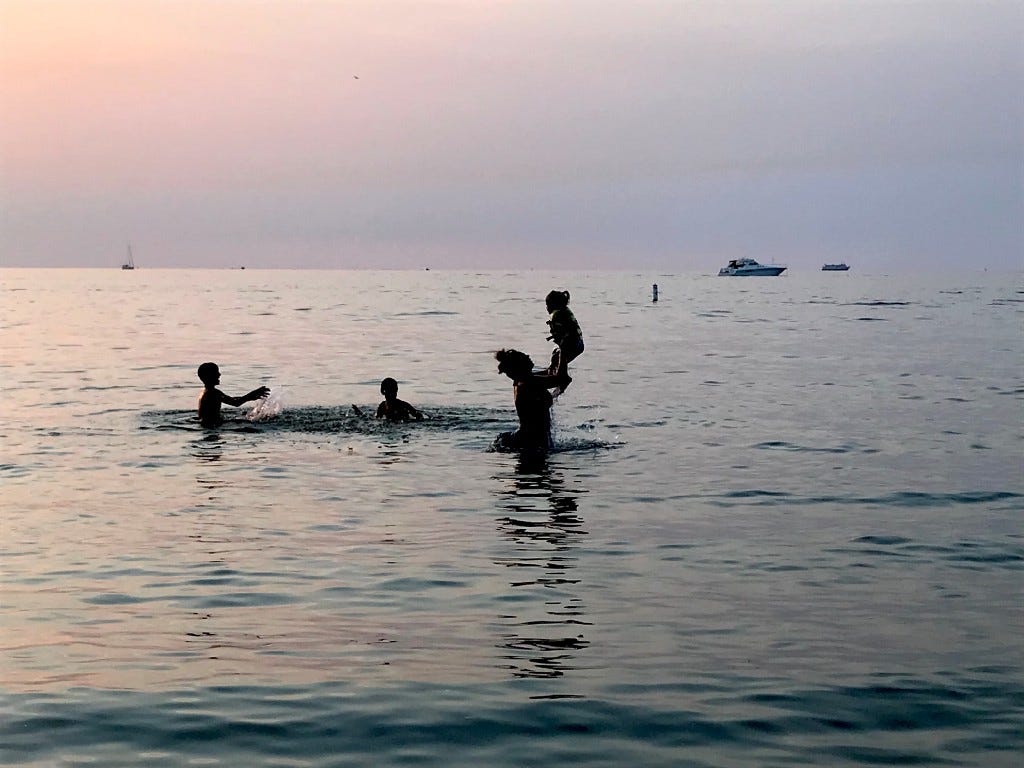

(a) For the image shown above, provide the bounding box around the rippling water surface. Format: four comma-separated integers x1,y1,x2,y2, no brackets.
2,268,1022,766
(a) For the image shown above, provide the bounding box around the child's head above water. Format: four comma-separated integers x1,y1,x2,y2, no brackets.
197,362,220,386
380,377,399,399
545,290,570,312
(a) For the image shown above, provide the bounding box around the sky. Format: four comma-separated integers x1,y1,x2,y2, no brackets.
1,0,1021,270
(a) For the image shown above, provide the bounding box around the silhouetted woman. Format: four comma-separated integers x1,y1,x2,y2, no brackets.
494,349,562,452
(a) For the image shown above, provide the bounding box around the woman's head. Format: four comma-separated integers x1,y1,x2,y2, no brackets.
545,290,570,312
495,349,534,379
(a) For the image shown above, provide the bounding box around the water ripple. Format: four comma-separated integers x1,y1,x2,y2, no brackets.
2,675,1021,767
710,490,1021,508
753,440,878,454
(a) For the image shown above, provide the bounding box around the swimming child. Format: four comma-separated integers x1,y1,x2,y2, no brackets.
376,378,424,422
494,349,562,452
545,290,584,391
197,362,270,428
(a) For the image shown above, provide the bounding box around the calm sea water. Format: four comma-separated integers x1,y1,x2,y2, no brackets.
2,268,1022,767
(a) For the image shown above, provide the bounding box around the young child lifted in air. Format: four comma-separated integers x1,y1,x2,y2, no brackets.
376,377,424,422
545,289,584,392
197,362,270,428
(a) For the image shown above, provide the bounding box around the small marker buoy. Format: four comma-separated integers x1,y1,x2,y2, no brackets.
652,283,659,302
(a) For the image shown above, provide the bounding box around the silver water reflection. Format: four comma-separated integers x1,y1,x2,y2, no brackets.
492,454,591,683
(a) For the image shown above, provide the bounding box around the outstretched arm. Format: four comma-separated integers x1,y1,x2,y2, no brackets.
222,386,269,407
394,398,424,420
530,372,562,391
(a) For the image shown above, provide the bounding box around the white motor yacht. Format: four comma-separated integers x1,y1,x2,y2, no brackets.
718,258,786,276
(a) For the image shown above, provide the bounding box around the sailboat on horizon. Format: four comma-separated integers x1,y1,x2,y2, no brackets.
121,243,135,270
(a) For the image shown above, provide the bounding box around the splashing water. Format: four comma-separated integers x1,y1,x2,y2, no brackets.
247,387,285,422
551,405,621,452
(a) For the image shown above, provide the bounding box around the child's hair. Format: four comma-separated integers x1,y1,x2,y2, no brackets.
495,349,534,376
545,290,570,309
197,362,219,384
380,377,399,397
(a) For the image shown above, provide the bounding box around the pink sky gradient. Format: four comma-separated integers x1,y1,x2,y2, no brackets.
2,1,1021,269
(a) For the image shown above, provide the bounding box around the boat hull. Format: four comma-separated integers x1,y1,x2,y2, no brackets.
822,264,849,271
718,266,787,276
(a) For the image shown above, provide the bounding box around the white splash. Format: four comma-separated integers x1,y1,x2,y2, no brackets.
550,407,623,451
247,387,285,422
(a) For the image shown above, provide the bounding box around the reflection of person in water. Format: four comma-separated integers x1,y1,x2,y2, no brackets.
493,455,590,679
494,349,562,452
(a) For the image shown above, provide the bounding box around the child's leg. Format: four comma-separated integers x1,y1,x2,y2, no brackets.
556,339,583,390
555,344,571,388
549,347,561,376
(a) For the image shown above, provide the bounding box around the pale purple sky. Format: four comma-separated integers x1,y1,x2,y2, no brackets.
2,0,1021,270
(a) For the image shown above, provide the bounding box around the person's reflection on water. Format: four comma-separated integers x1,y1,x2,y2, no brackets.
190,434,227,490
492,452,591,682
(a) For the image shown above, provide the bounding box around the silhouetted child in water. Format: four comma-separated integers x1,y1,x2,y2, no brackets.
197,362,270,428
494,349,562,451
376,378,424,422
545,290,584,392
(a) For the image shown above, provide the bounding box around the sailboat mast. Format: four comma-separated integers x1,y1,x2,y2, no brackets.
122,242,135,269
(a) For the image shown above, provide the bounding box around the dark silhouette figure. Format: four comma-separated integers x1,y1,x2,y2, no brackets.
376,377,424,422
494,349,562,452
196,362,269,428
544,290,584,392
